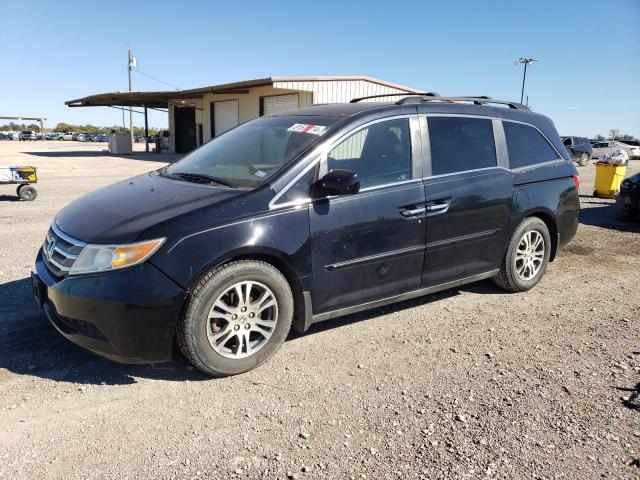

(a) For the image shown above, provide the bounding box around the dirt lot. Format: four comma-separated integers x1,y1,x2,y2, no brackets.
0,140,638,480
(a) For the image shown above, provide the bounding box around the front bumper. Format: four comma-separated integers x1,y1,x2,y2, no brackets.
34,250,186,364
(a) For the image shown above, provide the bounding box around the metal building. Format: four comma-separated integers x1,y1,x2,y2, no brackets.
66,76,421,154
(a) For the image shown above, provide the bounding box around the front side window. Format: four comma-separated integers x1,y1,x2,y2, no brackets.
428,116,497,175
503,121,560,169
327,118,412,189
164,116,339,188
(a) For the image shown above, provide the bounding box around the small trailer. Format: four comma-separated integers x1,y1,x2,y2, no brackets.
0,166,38,201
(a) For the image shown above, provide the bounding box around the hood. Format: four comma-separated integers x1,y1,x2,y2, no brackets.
55,172,244,244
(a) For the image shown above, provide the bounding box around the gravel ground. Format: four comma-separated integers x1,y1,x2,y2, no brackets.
0,140,638,480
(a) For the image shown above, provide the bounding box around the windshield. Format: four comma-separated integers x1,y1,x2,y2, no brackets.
164,116,340,188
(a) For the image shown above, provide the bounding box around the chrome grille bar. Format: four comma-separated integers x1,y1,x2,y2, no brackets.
42,223,86,276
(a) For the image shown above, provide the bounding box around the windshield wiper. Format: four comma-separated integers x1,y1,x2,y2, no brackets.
158,168,182,180
169,172,234,188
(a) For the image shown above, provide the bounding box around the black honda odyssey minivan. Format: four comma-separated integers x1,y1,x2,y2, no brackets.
33,94,580,376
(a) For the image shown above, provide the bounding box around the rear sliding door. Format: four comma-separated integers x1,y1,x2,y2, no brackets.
421,115,513,287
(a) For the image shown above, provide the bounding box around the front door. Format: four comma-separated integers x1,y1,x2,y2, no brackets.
174,106,196,153
309,116,426,314
421,115,513,287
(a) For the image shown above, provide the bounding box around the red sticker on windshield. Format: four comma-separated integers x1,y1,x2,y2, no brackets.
287,124,327,136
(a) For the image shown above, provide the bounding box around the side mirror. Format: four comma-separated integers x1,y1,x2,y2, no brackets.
318,169,360,196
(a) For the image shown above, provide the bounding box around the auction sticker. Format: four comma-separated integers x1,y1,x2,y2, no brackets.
287,124,327,136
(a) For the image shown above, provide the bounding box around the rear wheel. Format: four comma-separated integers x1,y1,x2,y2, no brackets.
17,185,37,201
493,217,551,292
578,153,590,167
177,260,293,377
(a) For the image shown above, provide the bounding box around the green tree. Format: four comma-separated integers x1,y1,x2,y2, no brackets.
1,122,26,131
55,123,74,133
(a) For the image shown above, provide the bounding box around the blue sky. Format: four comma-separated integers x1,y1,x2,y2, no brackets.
1,0,638,137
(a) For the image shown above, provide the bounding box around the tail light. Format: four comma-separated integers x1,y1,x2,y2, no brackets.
573,175,580,191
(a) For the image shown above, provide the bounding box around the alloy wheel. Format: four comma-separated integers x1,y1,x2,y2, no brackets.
206,281,278,359
514,230,545,281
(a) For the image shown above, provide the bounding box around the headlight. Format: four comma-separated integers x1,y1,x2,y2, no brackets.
69,238,165,275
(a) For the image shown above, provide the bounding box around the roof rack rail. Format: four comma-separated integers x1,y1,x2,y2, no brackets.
395,95,529,110
349,92,440,103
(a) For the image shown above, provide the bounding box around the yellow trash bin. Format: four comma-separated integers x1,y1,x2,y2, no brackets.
593,162,627,199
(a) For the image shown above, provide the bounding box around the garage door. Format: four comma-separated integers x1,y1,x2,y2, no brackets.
262,94,299,115
212,100,239,137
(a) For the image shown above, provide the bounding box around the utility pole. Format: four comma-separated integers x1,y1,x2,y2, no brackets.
514,57,538,104
127,43,135,146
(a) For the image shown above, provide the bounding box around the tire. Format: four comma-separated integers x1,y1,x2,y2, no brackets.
177,260,293,377
578,153,590,167
614,195,631,221
493,217,551,293
17,185,37,201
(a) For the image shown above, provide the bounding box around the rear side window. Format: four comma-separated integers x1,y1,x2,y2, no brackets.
428,117,497,175
504,122,560,169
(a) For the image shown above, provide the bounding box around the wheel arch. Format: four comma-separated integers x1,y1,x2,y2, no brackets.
185,246,309,333
522,209,559,261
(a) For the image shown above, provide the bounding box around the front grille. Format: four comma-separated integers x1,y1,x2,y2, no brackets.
42,224,86,277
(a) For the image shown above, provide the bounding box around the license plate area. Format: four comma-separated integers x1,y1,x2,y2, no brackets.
31,272,46,309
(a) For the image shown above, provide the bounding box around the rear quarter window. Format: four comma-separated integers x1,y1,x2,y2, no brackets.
504,121,560,169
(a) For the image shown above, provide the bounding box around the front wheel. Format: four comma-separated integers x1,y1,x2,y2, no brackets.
17,184,37,201
493,217,551,292
578,153,590,167
177,260,293,377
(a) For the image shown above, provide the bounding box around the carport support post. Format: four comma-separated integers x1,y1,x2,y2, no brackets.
144,107,149,153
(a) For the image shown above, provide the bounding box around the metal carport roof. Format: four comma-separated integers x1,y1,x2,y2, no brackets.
65,76,421,108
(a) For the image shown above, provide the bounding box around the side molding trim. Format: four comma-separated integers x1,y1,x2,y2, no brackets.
302,269,499,328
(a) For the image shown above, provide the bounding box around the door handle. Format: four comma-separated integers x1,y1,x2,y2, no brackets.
400,206,426,217
426,203,448,212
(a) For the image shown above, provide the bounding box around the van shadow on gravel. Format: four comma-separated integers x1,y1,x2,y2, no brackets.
291,279,501,338
0,277,207,385
1,275,500,384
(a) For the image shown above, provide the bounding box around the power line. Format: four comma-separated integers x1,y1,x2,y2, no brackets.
134,69,181,90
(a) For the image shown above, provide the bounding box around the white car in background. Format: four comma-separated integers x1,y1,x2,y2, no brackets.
61,132,74,141
590,140,638,160
622,140,640,159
